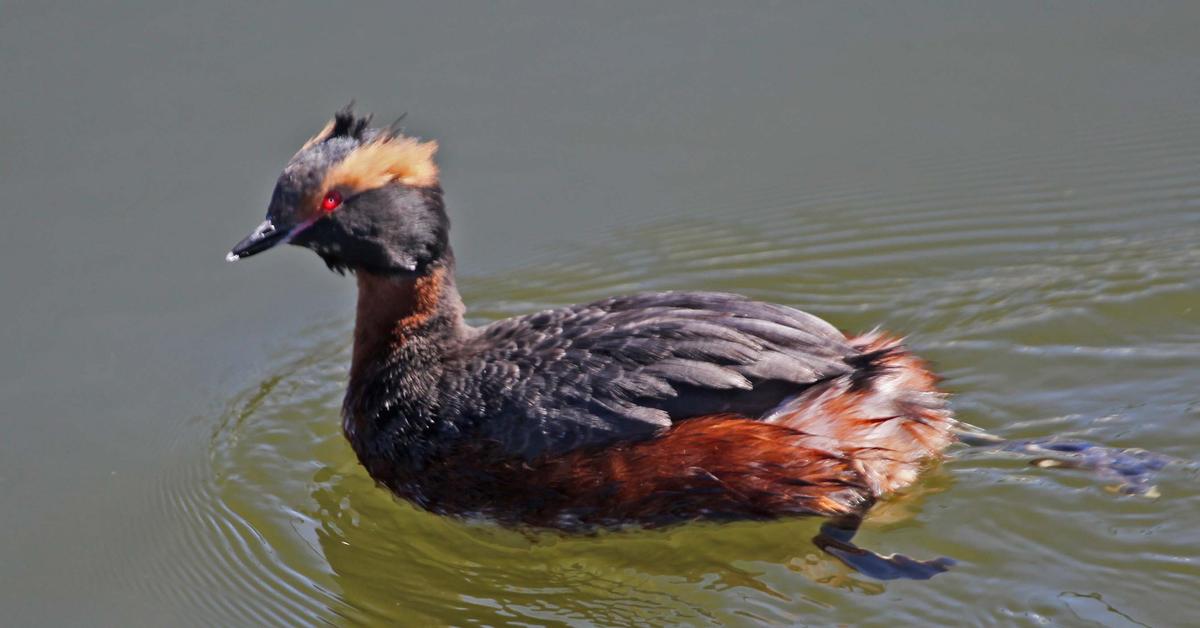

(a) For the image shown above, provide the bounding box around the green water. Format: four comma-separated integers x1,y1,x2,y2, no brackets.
2,2,1198,626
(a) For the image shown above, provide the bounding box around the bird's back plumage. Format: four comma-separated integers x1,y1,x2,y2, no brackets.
454,291,866,458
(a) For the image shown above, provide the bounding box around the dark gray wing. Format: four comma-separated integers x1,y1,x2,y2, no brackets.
451,291,860,459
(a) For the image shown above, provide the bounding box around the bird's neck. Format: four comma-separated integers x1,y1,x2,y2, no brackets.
348,260,466,387
343,257,468,474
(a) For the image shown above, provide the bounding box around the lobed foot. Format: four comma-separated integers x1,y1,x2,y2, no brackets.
1005,438,1170,496
813,517,954,581
953,429,1175,497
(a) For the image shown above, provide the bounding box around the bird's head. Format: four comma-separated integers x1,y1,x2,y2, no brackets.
227,105,447,275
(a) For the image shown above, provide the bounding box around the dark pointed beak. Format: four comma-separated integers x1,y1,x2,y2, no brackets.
226,219,288,262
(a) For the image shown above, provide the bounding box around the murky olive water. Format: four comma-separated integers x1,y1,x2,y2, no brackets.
3,2,1199,626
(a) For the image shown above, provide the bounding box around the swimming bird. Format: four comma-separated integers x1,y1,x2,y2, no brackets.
227,107,964,579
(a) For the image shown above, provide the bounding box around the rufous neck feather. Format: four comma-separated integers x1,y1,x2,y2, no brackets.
349,267,449,382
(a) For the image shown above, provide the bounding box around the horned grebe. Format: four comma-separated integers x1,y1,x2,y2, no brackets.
228,107,964,579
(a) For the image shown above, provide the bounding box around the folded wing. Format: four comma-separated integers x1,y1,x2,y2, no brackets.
456,291,860,458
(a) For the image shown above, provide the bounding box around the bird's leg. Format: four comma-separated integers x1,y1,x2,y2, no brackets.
953,428,1173,497
812,514,954,580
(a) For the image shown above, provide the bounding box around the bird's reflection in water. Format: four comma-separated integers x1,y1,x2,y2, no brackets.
308,460,954,624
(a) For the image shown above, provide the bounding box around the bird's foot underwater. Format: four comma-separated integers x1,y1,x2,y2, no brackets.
812,516,955,581
954,430,1176,497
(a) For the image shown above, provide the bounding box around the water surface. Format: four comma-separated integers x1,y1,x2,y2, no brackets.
2,2,1198,625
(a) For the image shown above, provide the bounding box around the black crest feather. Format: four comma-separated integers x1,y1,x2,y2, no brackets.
331,102,372,141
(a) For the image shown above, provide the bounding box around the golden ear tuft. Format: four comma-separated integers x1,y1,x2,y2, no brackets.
324,136,440,191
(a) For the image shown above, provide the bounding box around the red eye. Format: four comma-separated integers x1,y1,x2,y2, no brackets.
321,190,343,212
